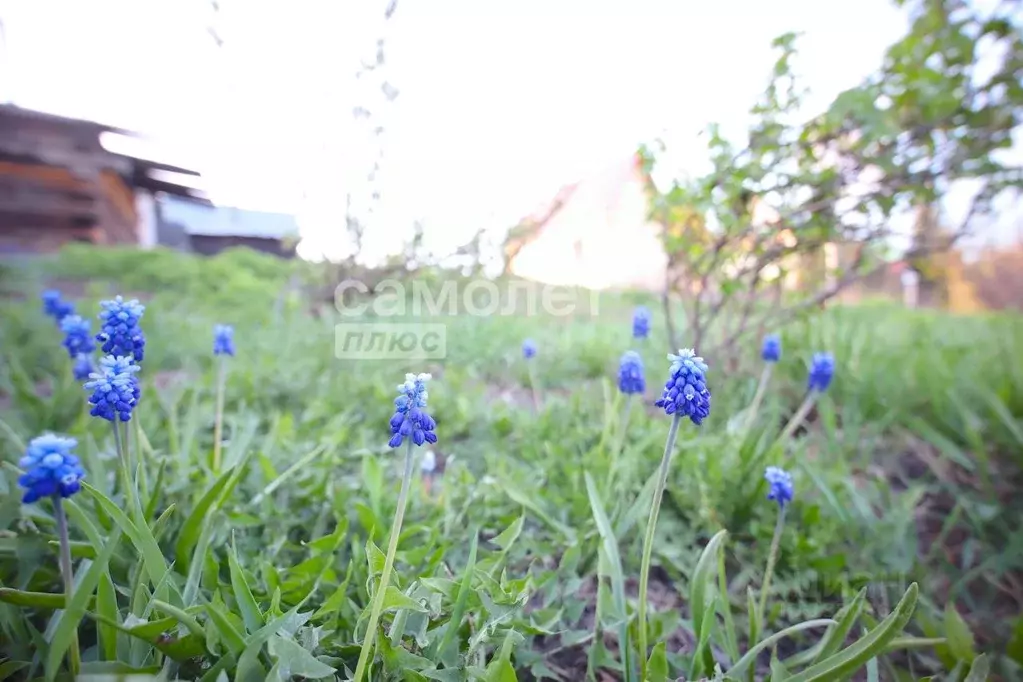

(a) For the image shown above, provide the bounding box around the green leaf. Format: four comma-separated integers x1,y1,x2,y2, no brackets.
809,588,867,665
267,634,336,679
229,542,264,633
204,598,247,656
175,466,237,573
82,483,174,601
881,636,945,655
490,514,524,551
964,653,990,682
1007,617,1023,666
0,661,28,682
367,538,386,576
772,652,792,681
44,532,121,682
151,598,205,638
434,529,477,666
96,570,119,660
784,583,919,682
485,659,517,682
646,641,668,682
688,604,718,680
0,588,69,608
944,603,975,663
691,529,728,674
584,472,632,682
727,619,837,679
382,586,428,613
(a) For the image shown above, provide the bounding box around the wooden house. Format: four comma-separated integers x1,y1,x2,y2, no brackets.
0,104,206,254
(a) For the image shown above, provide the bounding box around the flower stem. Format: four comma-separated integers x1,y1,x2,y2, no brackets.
213,356,227,472
745,364,774,430
113,420,131,498
637,413,682,679
757,505,787,634
527,362,541,412
606,394,634,494
353,440,416,682
53,496,80,676
779,391,817,443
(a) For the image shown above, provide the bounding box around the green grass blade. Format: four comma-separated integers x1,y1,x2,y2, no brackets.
435,529,478,667
727,619,837,679
82,483,176,604
690,529,728,675
174,466,236,573
44,532,121,682
584,472,633,682
964,653,990,682
228,541,265,633
808,588,867,665
786,583,919,682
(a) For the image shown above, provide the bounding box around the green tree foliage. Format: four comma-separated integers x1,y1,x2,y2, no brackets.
641,0,1022,356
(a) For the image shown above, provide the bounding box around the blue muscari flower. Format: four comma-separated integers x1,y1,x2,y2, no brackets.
213,324,235,356
72,354,94,381
617,350,645,395
761,334,781,363
42,290,74,323
60,315,96,358
654,348,712,425
522,339,537,360
18,434,85,504
764,466,794,508
97,296,146,362
808,352,835,393
632,306,651,339
84,355,141,422
388,372,438,448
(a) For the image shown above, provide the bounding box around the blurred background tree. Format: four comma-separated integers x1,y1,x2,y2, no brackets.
641,0,1022,360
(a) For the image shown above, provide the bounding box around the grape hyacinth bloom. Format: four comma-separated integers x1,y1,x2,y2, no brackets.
761,334,782,363
60,315,96,358
746,334,781,430
84,355,141,423
654,348,712,425
758,465,794,635
97,296,146,362
355,372,440,682
779,351,837,442
764,466,794,508
522,339,541,409
617,351,645,395
72,354,94,382
388,373,438,448
213,324,235,356
17,434,85,504
638,347,712,679
807,352,835,393
18,434,84,673
211,324,235,472
42,290,74,323
632,306,651,339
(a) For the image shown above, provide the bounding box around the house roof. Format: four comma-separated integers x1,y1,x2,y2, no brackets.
0,104,204,200
159,196,298,239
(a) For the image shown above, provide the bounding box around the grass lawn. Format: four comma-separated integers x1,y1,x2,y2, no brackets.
1,246,1021,681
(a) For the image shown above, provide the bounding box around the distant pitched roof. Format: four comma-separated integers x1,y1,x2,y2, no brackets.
0,104,204,200
0,104,128,134
159,196,298,239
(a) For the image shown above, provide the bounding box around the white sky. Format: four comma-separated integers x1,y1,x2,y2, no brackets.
1,0,1019,262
